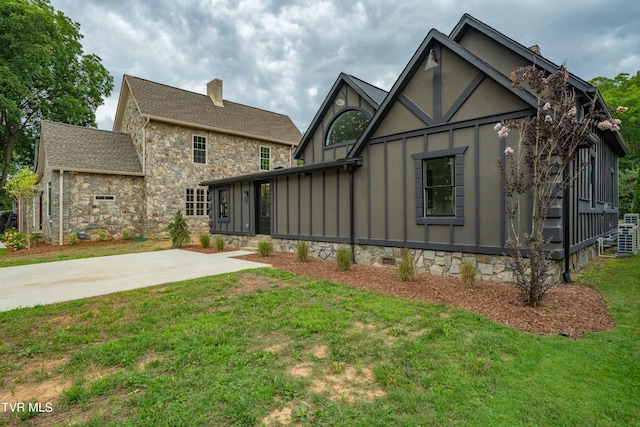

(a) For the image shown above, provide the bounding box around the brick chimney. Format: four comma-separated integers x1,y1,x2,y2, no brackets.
207,78,224,107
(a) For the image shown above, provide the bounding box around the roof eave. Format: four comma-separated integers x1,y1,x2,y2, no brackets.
143,114,299,147
201,157,362,187
48,166,146,177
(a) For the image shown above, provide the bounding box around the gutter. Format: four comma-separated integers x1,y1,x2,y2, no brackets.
59,169,64,245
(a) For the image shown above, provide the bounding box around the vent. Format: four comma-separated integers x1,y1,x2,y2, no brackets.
381,256,396,266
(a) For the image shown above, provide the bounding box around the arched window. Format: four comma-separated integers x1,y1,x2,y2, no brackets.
325,109,370,146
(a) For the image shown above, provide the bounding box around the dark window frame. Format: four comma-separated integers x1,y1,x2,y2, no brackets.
217,187,230,223
412,147,467,225
324,108,371,148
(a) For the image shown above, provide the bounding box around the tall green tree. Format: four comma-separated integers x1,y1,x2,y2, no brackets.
590,72,640,170
0,0,113,190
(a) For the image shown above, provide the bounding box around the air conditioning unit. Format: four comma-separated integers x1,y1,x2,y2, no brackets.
624,213,639,226
617,223,639,255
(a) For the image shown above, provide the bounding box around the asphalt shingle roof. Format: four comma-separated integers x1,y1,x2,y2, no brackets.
125,75,302,145
40,121,143,175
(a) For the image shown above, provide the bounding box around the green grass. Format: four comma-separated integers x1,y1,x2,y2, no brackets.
0,256,638,426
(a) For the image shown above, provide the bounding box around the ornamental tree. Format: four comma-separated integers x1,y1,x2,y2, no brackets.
497,65,623,306
4,166,38,249
0,0,113,190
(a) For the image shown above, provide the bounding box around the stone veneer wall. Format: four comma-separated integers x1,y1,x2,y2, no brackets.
66,172,145,241
217,234,598,284
143,121,292,237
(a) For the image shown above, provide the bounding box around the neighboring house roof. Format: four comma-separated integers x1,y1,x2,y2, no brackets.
293,73,388,159
36,121,144,177
115,75,301,146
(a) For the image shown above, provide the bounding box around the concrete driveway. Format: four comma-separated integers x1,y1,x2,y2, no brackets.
0,250,270,312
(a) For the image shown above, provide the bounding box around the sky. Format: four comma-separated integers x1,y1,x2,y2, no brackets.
49,0,640,134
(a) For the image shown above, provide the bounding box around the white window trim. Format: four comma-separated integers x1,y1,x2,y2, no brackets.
260,145,271,171
185,187,207,217
94,195,116,202
192,134,207,165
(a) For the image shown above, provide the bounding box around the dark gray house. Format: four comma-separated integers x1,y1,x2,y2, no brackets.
202,14,628,282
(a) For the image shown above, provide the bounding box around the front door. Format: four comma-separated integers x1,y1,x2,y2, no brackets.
255,180,271,235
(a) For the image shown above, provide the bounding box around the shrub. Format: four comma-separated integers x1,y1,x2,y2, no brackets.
68,232,79,245
336,246,352,271
30,232,43,243
460,260,478,289
3,228,27,250
296,241,310,262
214,236,225,251
199,233,211,248
167,210,190,248
257,239,273,257
97,230,107,241
397,248,415,281
121,228,131,240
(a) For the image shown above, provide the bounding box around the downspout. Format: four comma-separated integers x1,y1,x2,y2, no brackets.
59,169,64,245
562,166,572,283
348,165,355,263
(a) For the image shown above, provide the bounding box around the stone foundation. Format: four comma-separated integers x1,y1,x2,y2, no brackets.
216,234,599,284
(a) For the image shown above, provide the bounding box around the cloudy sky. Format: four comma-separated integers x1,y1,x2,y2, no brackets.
49,0,640,134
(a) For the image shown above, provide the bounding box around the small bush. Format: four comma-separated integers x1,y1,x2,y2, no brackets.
199,234,211,248
2,228,27,250
167,210,190,248
30,232,43,243
336,246,352,271
460,260,478,289
121,228,131,240
398,248,415,281
97,230,107,241
68,232,79,245
214,236,225,251
297,241,310,262
257,239,274,256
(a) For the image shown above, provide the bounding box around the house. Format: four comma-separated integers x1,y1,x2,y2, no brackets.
203,14,628,282
34,76,301,244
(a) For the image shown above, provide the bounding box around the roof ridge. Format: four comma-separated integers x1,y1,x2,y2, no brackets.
41,120,130,136
124,74,294,119
346,74,388,94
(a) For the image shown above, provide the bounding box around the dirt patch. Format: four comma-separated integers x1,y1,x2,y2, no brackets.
238,252,615,337
0,378,72,409
312,344,328,359
309,365,384,402
287,361,314,378
223,273,291,297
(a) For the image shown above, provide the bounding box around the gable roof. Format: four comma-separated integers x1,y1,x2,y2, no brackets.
37,121,144,176
347,15,629,158
115,75,301,146
449,13,629,155
348,29,538,158
293,73,388,159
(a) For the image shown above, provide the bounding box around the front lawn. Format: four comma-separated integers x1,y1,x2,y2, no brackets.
0,256,638,426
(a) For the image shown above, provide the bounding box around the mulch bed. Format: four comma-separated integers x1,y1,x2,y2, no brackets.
236,251,615,338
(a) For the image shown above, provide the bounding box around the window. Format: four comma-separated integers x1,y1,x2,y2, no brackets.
193,135,207,164
424,157,455,216
412,147,467,225
186,188,206,216
325,109,370,146
260,146,271,171
218,188,229,222
94,195,115,201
